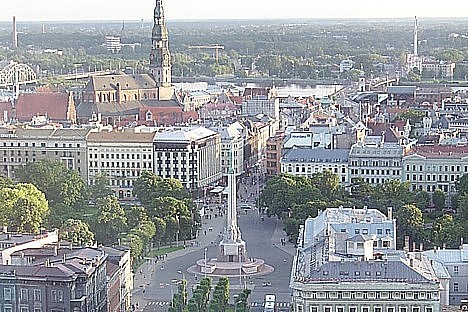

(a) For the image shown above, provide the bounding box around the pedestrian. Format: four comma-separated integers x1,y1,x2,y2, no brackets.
204,230,207,235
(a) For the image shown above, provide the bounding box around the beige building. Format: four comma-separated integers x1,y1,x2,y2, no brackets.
0,127,88,179
153,126,222,191
86,129,156,199
403,145,468,204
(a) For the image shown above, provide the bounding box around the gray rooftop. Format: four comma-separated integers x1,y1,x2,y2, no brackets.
303,260,433,283
282,148,349,163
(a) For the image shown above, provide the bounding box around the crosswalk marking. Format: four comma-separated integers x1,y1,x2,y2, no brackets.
147,301,170,306
250,302,290,307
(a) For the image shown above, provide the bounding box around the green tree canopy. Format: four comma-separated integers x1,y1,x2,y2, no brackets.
15,159,86,208
60,218,94,246
93,195,127,245
0,183,49,233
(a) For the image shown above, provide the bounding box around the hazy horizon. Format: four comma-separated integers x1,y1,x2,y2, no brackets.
1,0,467,22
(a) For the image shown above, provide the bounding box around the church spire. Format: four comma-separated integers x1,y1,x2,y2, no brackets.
150,0,171,87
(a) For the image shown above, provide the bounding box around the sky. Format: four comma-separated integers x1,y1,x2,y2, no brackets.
0,0,467,22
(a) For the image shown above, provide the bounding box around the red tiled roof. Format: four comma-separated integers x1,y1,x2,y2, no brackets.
16,93,69,122
405,145,468,158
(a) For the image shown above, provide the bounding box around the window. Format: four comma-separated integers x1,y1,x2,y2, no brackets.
337,307,344,312
297,305,303,312
453,266,459,275
34,289,41,301
20,288,28,301
374,308,382,312
400,308,407,312
311,307,318,312
387,308,395,312
425,308,432,312
51,290,64,302
412,308,419,312
4,288,11,300
350,307,357,312
20,308,29,312
4,307,12,312
453,282,459,292
324,307,331,312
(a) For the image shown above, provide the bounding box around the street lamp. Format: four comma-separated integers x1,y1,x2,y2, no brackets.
204,247,207,279
175,212,180,247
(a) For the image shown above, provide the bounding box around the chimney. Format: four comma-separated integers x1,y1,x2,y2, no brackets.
12,16,18,49
387,207,393,220
404,236,410,251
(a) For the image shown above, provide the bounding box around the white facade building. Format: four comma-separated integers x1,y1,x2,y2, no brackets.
153,126,222,191
290,208,441,312
280,148,350,184
86,129,155,199
349,136,404,185
211,124,244,176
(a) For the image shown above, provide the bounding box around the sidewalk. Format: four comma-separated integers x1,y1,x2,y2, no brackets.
271,217,297,257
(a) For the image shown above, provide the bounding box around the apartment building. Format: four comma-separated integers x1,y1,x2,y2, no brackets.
403,145,468,198
349,135,404,185
265,131,285,176
86,129,156,199
280,148,350,184
290,207,440,312
153,126,222,191
0,127,88,180
0,247,108,312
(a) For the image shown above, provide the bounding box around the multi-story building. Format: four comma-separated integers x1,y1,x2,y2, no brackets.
105,35,122,53
424,244,468,306
153,126,222,191
280,148,350,185
100,246,133,312
403,145,468,200
265,131,285,176
211,124,244,176
0,247,108,312
86,129,156,199
0,127,88,179
242,92,280,122
0,229,58,265
349,135,404,185
290,207,441,312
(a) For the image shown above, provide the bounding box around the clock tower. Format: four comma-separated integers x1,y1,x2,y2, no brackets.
150,0,172,96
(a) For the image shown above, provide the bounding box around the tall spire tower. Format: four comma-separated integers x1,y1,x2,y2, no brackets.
413,16,418,56
150,0,172,89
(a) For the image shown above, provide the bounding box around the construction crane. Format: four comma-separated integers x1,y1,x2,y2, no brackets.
188,44,225,64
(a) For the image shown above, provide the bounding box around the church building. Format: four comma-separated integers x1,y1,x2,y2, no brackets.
77,0,197,126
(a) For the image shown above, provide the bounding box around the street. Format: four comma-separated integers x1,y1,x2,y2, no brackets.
132,172,295,311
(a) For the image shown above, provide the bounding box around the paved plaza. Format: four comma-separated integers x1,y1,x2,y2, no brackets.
132,175,296,311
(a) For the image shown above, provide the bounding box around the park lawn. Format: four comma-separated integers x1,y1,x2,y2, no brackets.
147,246,184,257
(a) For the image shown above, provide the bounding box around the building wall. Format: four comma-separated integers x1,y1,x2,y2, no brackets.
87,138,154,199
349,143,403,185
0,129,88,180
291,282,440,312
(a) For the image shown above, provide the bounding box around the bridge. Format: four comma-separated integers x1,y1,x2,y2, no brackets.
0,63,37,88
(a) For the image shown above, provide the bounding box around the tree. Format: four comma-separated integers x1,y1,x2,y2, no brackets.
121,233,143,259
310,170,340,200
0,183,49,233
90,173,113,200
93,195,127,245
432,214,461,248
125,206,149,229
15,159,86,208
60,219,94,246
395,204,423,247
432,189,446,210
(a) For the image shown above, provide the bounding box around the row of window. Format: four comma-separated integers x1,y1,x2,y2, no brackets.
300,291,435,301
406,174,460,182
1,142,80,148
406,164,465,172
89,161,151,169
3,288,63,302
299,305,434,312
89,153,151,160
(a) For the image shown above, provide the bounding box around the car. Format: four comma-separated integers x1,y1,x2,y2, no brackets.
240,203,252,209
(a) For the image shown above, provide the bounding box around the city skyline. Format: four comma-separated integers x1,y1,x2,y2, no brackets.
1,0,467,22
